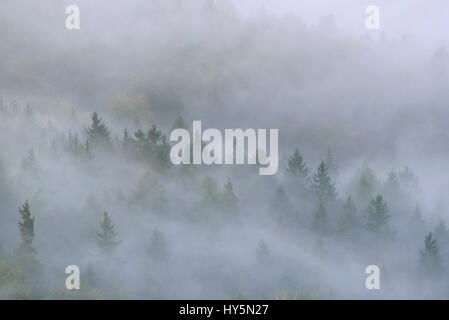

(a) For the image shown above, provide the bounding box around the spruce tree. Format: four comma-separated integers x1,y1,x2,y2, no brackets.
309,161,337,202
96,211,119,255
286,148,309,178
17,201,36,255
86,112,111,147
172,115,188,130
420,232,441,272
365,194,390,232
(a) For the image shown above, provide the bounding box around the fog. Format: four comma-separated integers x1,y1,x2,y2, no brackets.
0,0,449,299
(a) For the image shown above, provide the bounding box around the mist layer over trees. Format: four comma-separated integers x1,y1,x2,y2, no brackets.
1,0,449,299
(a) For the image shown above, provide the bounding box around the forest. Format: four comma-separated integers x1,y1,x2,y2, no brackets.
1,0,449,299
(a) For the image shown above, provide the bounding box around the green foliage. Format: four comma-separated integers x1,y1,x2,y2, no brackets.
86,112,111,148
131,125,171,170
67,131,94,161
97,212,119,255
420,232,441,272
365,194,390,232
286,148,309,178
109,93,154,128
17,201,36,256
309,161,337,202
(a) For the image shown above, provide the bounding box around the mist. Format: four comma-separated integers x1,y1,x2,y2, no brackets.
1,0,449,299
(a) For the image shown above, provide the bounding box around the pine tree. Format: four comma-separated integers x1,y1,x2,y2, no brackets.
286,148,309,178
147,227,167,261
365,194,390,232
96,211,119,254
312,200,329,234
172,115,188,130
420,232,441,272
86,112,111,148
309,161,337,202
17,201,36,255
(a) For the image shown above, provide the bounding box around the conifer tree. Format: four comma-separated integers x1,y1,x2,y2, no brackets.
365,194,390,232
86,112,111,147
309,161,337,202
96,211,119,255
286,148,309,178
17,201,36,255
420,232,441,272
172,115,188,130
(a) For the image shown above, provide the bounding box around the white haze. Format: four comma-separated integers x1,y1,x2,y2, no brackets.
0,0,449,299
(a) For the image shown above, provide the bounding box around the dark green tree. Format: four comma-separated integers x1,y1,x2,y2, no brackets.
365,194,390,232
86,112,111,147
96,212,119,255
309,161,337,202
286,148,309,178
420,232,441,272
17,201,36,255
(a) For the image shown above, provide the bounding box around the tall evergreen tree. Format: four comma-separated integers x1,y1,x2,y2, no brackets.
420,232,441,273
309,161,337,202
286,148,309,178
86,112,111,147
17,201,36,255
365,194,390,232
96,211,119,255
